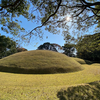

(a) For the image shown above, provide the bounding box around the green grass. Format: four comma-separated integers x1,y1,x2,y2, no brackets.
0,50,83,74
0,50,100,100
0,64,100,100
57,80,100,100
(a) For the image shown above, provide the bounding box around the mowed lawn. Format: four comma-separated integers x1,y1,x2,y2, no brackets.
0,64,100,100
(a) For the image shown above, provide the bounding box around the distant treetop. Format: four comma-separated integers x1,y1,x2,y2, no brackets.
37,42,58,52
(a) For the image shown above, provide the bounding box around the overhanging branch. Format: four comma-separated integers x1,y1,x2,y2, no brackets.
24,0,62,37
80,0,100,11
73,6,86,17
0,0,21,11
81,0,100,6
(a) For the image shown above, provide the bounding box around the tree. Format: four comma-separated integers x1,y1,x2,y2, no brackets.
0,35,17,58
76,33,100,62
62,44,76,57
0,0,30,37
51,43,63,52
17,47,28,52
37,42,58,52
0,0,100,40
62,34,76,57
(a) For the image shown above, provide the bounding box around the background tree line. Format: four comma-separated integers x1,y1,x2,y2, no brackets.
76,33,100,62
0,35,27,59
0,0,100,62
1,32,100,63
37,32,100,63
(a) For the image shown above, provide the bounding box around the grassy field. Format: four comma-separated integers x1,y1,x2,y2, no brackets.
0,64,100,100
0,50,83,74
0,50,100,100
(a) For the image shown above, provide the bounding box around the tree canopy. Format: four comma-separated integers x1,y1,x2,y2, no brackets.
0,0,100,40
37,42,58,52
62,34,76,57
17,47,28,52
62,43,76,57
0,35,28,58
76,33,100,62
0,35,17,58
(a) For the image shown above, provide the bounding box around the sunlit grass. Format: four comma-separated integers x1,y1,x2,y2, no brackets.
57,80,100,100
0,64,100,100
0,50,83,74
0,50,100,99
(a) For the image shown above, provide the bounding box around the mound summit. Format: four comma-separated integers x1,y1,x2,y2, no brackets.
0,50,84,74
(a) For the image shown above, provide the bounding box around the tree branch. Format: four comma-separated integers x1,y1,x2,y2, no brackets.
92,10,100,17
32,0,45,12
60,4,84,9
23,0,62,37
80,0,100,11
73,6,86,17
0,0,21,11
81,0,100,6
80,15,95,22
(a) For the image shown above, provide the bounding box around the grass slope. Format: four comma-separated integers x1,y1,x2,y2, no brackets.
57,80,100,100
0,50,83,74
72,57,93,64
0,64,100,100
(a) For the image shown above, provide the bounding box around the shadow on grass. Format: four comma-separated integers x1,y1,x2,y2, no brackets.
57,81,100,100
84,60,93,65
73,57,93,65
0,65,77,74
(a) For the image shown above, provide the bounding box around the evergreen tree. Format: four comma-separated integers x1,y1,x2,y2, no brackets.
76,33,100,62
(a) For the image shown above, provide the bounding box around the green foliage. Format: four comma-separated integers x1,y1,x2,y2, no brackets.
63,34,76,57
95,5,100,28
63,44,75,57
76,33,100,62
64,34,75,44
37,42,58,52
17,47,28,52
0,0,30,36
0,0,100,40
0,35,17,58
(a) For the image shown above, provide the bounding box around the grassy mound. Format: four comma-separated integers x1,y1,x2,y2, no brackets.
0,50,83,74
57,80,100,100
72,57,93,64
0,64,100,99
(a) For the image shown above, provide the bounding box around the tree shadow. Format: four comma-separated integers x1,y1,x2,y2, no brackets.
84,59,93,65
0,65,70,74
57,81,100,100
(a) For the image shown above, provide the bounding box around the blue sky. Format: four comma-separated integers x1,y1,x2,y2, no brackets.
0,12,96,51
0,16,65,51
0,1,98,51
